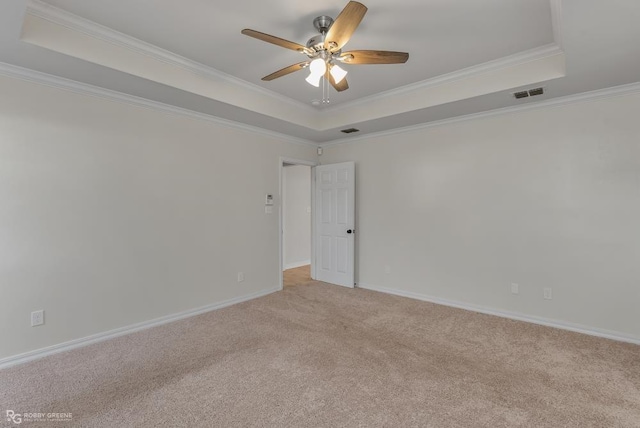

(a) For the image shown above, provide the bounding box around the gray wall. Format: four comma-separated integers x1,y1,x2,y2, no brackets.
323,93,640,341
2,74,639,362
0,76,317,360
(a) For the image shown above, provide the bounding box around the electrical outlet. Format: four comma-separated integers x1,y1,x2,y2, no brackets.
543,287,553,300
511,283,519,295
31,310,44,327
237,272,245,283
384,265,391,274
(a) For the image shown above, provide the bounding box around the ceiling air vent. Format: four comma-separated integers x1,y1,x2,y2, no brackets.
514,87,545,100
341,128,360,134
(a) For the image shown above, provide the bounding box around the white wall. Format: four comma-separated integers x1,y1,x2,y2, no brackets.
0,76,317,360
282,165,311,269
322,93,640,341
2,73,638,364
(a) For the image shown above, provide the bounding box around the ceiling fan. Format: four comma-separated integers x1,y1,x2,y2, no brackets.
241,1,409,92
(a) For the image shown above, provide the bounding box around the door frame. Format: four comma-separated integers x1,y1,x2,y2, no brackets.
279,157,318,290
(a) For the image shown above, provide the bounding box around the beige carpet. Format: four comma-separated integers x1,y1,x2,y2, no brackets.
1,282,639,427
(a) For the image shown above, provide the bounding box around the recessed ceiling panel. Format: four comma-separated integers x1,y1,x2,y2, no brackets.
3,0,640,144
41,0,555,104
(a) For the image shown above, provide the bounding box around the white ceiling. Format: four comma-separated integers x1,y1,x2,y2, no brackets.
37,0,555,105
1,0,639,143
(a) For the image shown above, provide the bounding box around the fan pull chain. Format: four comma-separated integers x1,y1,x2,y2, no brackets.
322,75,330,105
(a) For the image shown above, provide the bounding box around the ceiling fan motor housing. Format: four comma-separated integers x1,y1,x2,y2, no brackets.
306,34,326,52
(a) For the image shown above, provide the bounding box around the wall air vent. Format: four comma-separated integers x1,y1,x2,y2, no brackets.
528,87,544,97
514,87,545,100
514,91,529,99
341,128,360,134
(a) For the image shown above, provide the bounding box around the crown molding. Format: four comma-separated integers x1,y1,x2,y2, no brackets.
0,61,318,148
25,0,315,114
550,0,564,49
25,0,566,123
6,57,633,150
323,43,564,115
18,0,569,145
320,81,640,147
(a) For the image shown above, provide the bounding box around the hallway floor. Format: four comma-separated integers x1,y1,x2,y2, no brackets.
283,264,311,287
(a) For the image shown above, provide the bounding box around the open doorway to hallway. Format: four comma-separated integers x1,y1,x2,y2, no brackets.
283,265,312,287
282,163,312,287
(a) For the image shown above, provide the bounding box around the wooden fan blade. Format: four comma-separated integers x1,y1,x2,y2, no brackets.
262,61,309,81
340,50,409,64
324,1,368,52
332,76,349,92
241,29,307,53
325,68,349,92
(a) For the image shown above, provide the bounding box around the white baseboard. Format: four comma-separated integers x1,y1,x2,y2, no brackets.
284,260,311,270
357,283,640,345
0,286,280,370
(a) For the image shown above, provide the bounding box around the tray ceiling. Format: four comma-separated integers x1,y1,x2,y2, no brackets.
1,0,639,143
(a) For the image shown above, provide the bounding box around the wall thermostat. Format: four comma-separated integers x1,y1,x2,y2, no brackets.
265,194,274,206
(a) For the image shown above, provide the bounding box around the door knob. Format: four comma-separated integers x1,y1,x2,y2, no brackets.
347,229,353,234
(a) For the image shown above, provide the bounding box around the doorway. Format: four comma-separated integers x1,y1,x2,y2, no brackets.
278,158,356,290
279,158,316,289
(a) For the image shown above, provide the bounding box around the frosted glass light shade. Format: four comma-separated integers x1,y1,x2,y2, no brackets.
305,58,327,87
330,64,347,84
309,58,327,75
305,72,323,87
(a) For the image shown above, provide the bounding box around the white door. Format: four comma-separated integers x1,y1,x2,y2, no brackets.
314,162,355,288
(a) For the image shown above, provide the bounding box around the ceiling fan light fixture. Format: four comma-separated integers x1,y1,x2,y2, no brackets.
306,58,327,87
242,1,409,91
309,58,327,75
330,64,348,84
305,71,324,87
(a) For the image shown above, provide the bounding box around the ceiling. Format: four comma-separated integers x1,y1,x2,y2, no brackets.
36,0,555,105
1,0,639,144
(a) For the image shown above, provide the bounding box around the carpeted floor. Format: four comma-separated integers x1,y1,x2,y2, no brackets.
1,282,639,427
